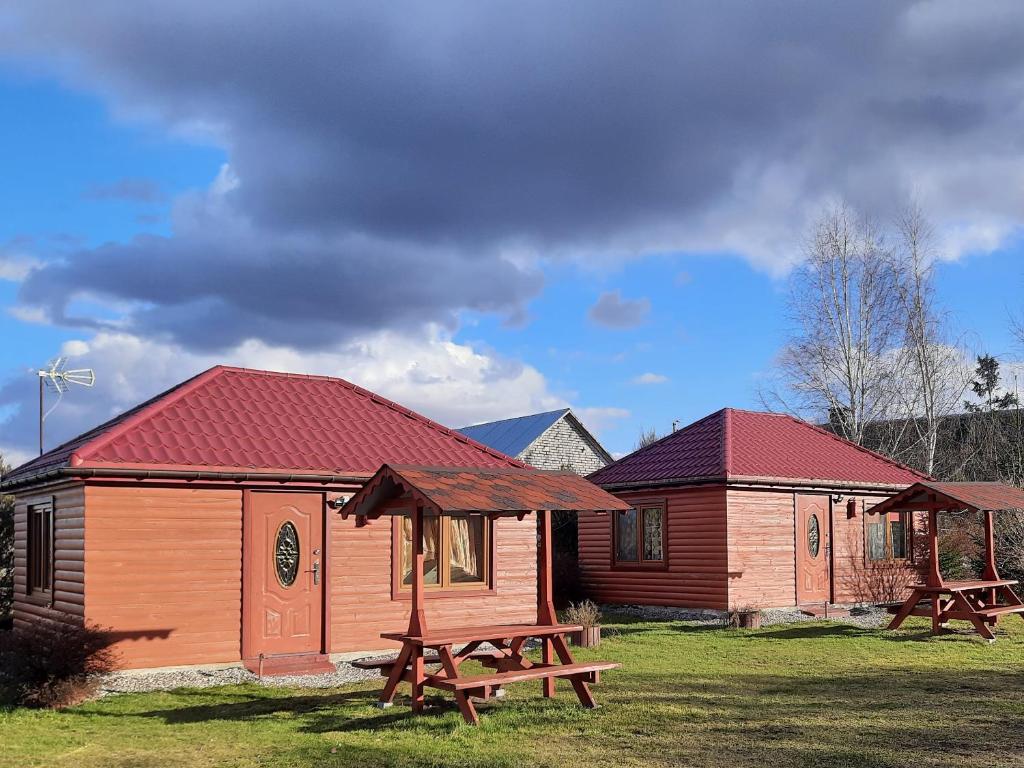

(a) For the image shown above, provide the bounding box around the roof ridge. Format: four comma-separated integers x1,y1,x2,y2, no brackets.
775,411,931,481
72,364,522,470
457,407,570,431
722,408,733,477
599,407,729,468
71,366,229,465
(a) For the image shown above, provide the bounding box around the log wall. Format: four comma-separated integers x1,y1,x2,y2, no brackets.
84,485,243,669
578,486,729,610
12,483,86,627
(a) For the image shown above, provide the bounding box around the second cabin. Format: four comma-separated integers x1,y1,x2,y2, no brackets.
582,408,930,612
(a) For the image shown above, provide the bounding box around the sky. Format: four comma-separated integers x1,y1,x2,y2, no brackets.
1,1,1024,467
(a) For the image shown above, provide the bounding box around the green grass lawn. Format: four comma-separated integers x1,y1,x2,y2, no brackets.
3,615,1024,768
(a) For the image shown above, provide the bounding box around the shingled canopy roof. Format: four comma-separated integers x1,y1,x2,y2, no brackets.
868,481,1024,516
343,464,631,518
589,407,927,490
2,366,520,489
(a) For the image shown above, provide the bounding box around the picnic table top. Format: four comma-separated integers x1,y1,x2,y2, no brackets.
910,579,1018,593
381,622,583,646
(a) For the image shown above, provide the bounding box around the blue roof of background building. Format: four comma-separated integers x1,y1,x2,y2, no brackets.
457,408,570,458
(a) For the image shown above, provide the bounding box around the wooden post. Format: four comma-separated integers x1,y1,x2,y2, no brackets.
927,509,943,588
538,509,556,625
409,504,427,637
982,510,999,581
538,509,557,698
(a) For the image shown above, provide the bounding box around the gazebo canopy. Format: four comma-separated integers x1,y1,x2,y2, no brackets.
343,464,631,518
869,481,1024,516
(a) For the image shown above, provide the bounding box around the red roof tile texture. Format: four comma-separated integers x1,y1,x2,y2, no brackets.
588,408,927,488
348,464,631,516
4,366,519,484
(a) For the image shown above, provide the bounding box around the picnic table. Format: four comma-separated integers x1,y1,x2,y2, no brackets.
887,580,1024,641
342,464,627,724
356,622,616,724
875,482,1024,642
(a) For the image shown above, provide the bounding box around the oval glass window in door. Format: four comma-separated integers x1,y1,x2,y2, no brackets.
807,514,821,558
275,521,300,586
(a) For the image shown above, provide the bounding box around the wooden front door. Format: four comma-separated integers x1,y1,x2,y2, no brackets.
795,495,831,604
244,492,324,657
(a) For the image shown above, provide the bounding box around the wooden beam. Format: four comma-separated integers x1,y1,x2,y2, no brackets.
538,509,556,625
409,504,427,637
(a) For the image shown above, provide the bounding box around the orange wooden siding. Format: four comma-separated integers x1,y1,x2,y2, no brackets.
84,485,243,669
578,486,729,609
830,495,928,604
725,489,797,608
328,513,537,652
12,483,86,627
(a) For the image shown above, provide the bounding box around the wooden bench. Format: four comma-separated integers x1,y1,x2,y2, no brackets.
429,661,619,692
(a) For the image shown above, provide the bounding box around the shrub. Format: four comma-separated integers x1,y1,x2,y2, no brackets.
563,599,602,628
0,621,116,708
939,527,980,581
0,469,12,626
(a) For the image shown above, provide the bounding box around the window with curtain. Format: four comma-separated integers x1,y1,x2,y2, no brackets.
27,503,53,594
399,513,489,590
866,511,910,561
614,504,665,564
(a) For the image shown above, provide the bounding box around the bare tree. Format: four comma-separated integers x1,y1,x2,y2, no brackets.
635,428,660,451
889,204,969,476
770,205,905,446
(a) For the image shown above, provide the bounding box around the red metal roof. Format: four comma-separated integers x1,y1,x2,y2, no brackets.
3,366,519,486
346,464,631,517
588,408,927,489
870,481,1024,515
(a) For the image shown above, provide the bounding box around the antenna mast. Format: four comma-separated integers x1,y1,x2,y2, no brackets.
36,357,96,455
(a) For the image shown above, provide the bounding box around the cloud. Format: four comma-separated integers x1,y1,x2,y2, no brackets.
83,177,165,203
573,406,630,436
3,1,1023,278
0,328,575,460
588,291,650,329
15,169,544,351
632,372,669,385
0,251,41,282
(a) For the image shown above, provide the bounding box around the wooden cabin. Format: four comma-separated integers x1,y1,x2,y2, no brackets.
1,366,539,672
581,409,930,611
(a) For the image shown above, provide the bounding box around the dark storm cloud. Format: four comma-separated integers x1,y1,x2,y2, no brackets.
5,1,1024,348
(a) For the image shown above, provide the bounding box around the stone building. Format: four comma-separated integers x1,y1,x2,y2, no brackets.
457,408,612,475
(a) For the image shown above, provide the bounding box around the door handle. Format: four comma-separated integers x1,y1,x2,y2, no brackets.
311,561,321,585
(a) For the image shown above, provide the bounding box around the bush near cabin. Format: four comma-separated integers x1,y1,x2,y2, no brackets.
0,454,13,628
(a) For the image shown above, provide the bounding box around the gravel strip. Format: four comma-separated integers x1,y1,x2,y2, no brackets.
98,660,380,696
605,603,890,629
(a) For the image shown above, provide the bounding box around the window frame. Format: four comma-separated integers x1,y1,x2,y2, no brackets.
612,499,668,570
865,510,911,563
26,499,54,597
391,511,496,600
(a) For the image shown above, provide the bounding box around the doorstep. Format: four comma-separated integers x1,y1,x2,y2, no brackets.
243,653,336,677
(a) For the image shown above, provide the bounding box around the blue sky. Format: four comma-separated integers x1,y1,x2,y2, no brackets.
2,4,1024,466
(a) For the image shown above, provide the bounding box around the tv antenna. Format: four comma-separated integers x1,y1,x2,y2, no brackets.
37,357,96,455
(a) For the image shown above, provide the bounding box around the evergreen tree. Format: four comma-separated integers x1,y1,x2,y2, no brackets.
965,354,1019,413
